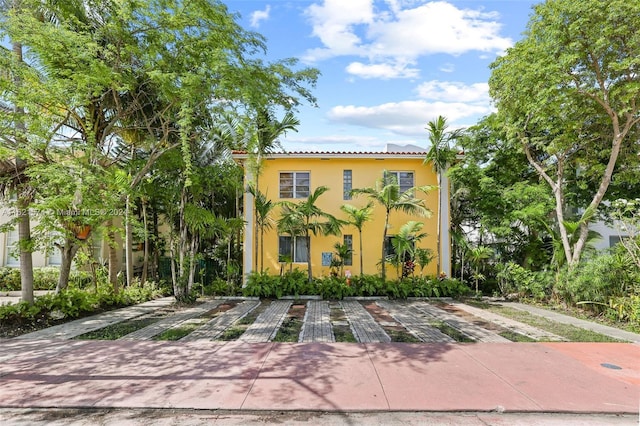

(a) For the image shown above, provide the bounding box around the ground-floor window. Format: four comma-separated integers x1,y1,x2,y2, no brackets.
279,236,309,263
343,234,353,266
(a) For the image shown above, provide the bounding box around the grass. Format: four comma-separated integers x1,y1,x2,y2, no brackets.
219,327,245,341
386,329,421,343
499,330,537,342
482,304,622,342
330,303,357,342
76,317,158,340
333,326,357,342
154,323,200,341
430,321,475,343
272,316,303,342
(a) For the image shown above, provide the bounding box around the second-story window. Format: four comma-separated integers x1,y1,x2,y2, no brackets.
385,171,414,193
343,170,352,200
279,172,310,199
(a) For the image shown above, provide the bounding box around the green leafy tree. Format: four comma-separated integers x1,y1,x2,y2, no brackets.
340,202,374,276
490,0,640,268
352,172,433,281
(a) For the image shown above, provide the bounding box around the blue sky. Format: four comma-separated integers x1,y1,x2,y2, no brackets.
226,0,538,152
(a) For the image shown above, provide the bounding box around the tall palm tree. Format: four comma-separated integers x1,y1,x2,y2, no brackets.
248,108,299,270
277,186,343,282
247,184,277,272
340,202,373,276
352,172,433,281
424,116,462,276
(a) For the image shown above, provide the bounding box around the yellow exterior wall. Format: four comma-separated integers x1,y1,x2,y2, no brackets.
250,155,440,278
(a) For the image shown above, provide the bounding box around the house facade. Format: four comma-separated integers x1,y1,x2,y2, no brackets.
233,149,451,281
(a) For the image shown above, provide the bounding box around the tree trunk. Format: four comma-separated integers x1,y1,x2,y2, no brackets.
12,33,34,304
56,238,80,293
187,235,198,294
380,210,390,281
125,195,134,286
106,220,119,292
152,207,159,281
358,229,364,276
18,197,34,304
435,172,442,275
141,200,149,285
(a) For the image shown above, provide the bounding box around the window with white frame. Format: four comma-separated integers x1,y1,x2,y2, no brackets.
385,171,414,193
279,172,310,199
278,236,309,263
5,228,19,267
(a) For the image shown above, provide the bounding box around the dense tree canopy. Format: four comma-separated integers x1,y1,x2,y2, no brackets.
489,0,640,267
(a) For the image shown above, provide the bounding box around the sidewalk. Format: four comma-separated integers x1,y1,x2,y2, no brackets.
0,339,637,414
0,297,639,425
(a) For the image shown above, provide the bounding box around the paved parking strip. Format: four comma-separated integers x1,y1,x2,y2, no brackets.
181,300,260,342
410,301,511,343
299,300,335,342
119,299,224,340
340,300,391,343
239,300,293,343
14,297,176,340
376,300,455,342
450,301,567,342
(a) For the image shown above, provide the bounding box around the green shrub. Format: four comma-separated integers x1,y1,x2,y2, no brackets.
315,276,352,300
0,268,21,291
33,268,60,290
556,251,639,311
201,278,241,297
0,280,162,329
606,295,640,327
243,271,281,298
496,262,552,300
350,274,385,296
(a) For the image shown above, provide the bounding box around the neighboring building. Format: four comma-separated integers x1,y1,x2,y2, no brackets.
233,147,451,280
0,209,126,271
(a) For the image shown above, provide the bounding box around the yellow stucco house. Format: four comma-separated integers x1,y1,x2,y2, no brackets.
233,146,451,281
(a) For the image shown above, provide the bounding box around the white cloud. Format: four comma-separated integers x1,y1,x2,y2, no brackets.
250,5,271,28
284,134,388,151
304,0,374,60
303,0,512,78
346,61,419,79
416,80,490,103
327,100,491,136
439,63,455,73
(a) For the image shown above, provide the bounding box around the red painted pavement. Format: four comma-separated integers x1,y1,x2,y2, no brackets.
0,339,637,414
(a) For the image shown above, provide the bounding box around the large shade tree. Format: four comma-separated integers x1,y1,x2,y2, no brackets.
1,0,319,295
489,0,640,268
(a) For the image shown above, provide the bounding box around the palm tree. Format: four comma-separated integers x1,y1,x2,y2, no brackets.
352,172,433,281
424,116,462,276
389,221,428,280
468,245,493,294
331,241,353,277
340,202,374,276
414,247,435,278
248,108,299,270
277,186,343,282
247,184,277,272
